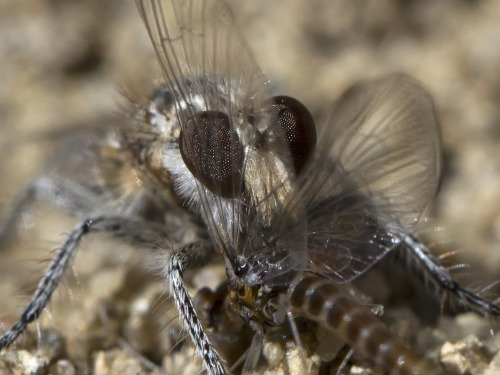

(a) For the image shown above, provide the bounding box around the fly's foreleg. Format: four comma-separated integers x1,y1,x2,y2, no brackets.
166,242,228,375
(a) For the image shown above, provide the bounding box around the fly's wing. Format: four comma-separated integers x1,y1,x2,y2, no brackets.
136,0,288,268
324,74,441,228
136,0,268,107
291,74,441,283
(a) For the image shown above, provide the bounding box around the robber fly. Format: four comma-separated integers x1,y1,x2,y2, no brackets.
1,0,499,374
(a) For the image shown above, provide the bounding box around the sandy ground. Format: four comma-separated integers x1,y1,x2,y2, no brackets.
1,0,500,374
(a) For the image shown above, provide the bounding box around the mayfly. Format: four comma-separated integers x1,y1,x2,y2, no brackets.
1,0,499,374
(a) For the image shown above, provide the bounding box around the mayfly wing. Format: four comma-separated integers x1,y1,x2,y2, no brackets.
290,74,441,283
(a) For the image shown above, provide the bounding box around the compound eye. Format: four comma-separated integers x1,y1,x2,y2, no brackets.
179,111,244,198
271,96,317,175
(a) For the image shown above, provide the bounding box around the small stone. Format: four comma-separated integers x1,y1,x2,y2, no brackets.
162,346,202,375
10,350,48,375
484,350,500,375
262,341,284,367
285,341,319,375
440,335,490,374
123,283,180,362
55,359,75,375
349,365,373,374
93,349,152,375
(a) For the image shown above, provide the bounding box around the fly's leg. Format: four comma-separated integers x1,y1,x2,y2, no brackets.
0,176,103,249
241,323,264,375
0,215,170,350
0,180,37,248
167,243,228,375
403,235,500,316
0,175,198,248
288,274,446,375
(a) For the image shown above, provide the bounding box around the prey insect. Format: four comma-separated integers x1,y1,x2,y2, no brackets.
1,0,499,374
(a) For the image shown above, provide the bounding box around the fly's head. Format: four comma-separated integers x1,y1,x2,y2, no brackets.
158,77,317,217
131,72,318,284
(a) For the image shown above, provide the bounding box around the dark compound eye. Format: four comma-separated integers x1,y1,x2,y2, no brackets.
270,96,317,176
179,111,244,198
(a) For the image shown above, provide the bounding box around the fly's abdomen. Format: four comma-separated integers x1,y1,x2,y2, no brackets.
288,274,444,375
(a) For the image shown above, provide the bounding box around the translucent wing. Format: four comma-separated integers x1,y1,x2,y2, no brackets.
292,74,441,283
136,0,283,270
136,0,269,113
322,74,441,228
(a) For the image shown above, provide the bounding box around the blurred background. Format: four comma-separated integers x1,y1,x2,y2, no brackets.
1,0,500,373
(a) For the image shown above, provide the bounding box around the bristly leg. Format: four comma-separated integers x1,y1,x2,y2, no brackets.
0,176,108,251
166,243,228,375
0,215,171,350
402,235,500,317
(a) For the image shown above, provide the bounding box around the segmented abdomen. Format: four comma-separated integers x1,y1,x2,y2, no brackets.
288,274,445,375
